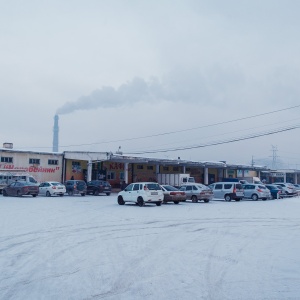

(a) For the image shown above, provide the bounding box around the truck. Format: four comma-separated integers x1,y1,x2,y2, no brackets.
157,173,195,187
0,172,38,194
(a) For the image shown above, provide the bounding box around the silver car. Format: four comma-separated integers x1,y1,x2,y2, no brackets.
180,184,213,203
242,184,271,201
273,182,298,197
208,182,244,201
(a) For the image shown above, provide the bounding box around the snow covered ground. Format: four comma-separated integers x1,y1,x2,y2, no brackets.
1,194,300,300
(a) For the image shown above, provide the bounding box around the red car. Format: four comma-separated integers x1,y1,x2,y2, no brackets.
161,184,187,204
3,181,39,197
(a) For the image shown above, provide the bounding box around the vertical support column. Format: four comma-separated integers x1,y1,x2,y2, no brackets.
294,173,297,184
218,169,223,182
224,168,228,178
124,163,129,184
87,160,92,182
183,165,186,174
156,164,160,175
204,167,208,185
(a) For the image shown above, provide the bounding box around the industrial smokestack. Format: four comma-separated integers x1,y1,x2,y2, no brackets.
52,114,59,152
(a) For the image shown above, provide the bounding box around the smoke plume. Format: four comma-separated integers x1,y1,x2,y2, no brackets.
56,77,166,115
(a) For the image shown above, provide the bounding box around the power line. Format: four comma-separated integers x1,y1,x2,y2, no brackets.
18,104,300,150
124,124,300,155
57,104,300,148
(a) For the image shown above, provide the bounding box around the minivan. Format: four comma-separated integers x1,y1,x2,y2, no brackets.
208,182,244,201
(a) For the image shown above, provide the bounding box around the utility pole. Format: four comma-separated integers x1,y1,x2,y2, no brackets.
251,155,255,167
271,145,278,170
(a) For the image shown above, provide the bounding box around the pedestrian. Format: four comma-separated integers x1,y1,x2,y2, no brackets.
121,181,127,190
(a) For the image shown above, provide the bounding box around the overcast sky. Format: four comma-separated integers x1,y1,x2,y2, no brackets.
1,0,300,168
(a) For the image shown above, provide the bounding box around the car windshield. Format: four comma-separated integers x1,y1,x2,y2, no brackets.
286,183,295,187
51,182,61,186
258,185,267,189
267,185,277,189
163,185,178,191
26,182,37,186
146,183,161,190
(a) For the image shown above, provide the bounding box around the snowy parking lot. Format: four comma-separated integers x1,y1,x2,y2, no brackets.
1,194,300,300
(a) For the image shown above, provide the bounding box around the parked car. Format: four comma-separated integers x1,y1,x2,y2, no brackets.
242,184,271,201
160,185,187,204
180,183,213,203
292,183,300,195
64,180,87,196
273,182,298,197
117,182,164,207
39,181,66,197
2,181,39,197
265,184,283,199
208,182,244,201
86,180,111,196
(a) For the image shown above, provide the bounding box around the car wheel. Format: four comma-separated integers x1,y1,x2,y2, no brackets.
224,195,231,202
174,201,179,204
106,193,111,196
156,202,162,206
93,189,99,196
235,198,241,201
204,199,209,203
81,193,85,196
262,198,267,201
46,191,51,197
17,190,21,197
68,190,73,196
3,190,8,196
59,194,64,197
137,197,144,207
32,194,37,197
252,194,258,201
118,196,125,205
192,196,198,203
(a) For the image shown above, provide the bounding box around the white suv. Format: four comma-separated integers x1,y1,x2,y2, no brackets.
117,182,164,207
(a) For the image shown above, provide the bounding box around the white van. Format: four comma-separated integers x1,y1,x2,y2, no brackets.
0,172,38,194
208,182,244,201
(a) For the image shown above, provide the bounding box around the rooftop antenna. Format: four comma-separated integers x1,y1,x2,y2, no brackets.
116,146,123,155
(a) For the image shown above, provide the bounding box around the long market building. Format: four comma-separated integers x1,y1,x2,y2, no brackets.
3,144,295,188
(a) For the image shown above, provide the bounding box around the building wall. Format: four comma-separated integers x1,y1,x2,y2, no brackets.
158,165,184,174
133,164,156,183
65,159,87,181
0,150,63,182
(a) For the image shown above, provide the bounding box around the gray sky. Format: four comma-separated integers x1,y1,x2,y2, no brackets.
1,0,300,168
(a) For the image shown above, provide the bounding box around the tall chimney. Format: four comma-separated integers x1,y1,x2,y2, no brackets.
52,114,59,152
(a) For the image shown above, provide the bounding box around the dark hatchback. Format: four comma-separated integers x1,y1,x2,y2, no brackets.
87,180,111,196
64,180,87,196
265,184,283,199
3,181,39,197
